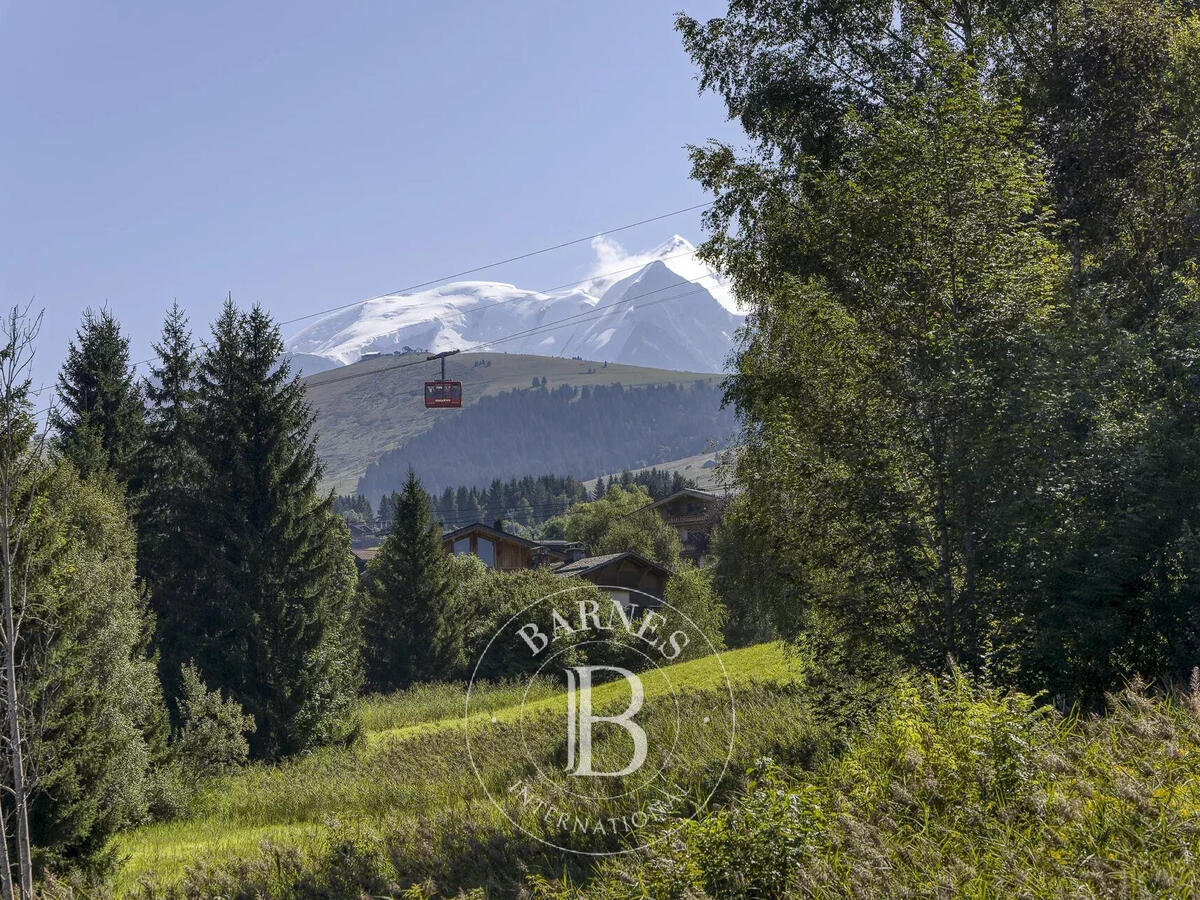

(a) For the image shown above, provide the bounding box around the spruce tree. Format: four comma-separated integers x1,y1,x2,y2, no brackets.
183,300,359,759
51,308,144,485
363,471,459,690
134,302,202,706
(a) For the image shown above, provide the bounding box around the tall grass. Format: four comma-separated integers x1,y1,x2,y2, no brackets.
541,671,1200,899
111,642,804,895
357,677,560,735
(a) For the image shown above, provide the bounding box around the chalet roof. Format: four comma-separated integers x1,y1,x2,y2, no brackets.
441,522,542,549
350,547,380,575
637,488,723,514
554,551,673,579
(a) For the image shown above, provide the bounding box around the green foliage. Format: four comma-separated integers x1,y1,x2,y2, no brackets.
554,484,683,568
662,565,727,659
172,664,256,778
133,303,203,709
423,473,593,531
356,677,559,735
363,471,460,690
680,0,1200,702
561,672,1200,899
117,661,818,898
51,307,144,485
710,496,779,648
177,301,360,759
332,493,375,524
454,563,595,682
16,460,166,876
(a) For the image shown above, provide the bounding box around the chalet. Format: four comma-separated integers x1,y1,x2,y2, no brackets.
442,522,579,572
439,523,672,607
553,551,671,608
348,519,382,549
351,547,380,576
637,488,725,557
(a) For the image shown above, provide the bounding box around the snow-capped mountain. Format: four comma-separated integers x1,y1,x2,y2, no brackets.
284,236,743,374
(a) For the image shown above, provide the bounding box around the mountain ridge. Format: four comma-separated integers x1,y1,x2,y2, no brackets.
285,236,743,374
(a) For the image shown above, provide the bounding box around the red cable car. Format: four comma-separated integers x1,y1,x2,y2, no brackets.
424,380,462,408
424,350,462,409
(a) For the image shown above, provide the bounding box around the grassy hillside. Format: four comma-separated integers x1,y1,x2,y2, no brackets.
584,449,737,493
114,643,803,894
113,647,1200,898
356,380,735,500
302,353,722,494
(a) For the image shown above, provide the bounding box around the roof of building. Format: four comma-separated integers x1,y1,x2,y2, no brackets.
638,488,724,514
554,551,673,579
441,522,542,549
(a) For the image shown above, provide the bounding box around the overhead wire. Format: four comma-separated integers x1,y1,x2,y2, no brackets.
32,205,715,398
304,276,723,390
275,201,713,328
28,200,720,415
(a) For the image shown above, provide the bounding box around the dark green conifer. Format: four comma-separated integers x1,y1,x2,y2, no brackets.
183,300,359,759
51,307,144,485
362,471,459,690
134,302,203,704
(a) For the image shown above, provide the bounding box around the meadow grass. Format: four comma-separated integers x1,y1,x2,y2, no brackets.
114,642,802,895
539,673,1200,899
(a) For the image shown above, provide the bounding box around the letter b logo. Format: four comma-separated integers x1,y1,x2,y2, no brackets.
564,666,647,777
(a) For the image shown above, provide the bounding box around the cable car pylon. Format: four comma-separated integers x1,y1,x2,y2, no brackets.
424,349,463,409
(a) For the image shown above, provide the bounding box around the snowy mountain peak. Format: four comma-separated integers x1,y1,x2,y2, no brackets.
285,236,743,374
650,234,696,257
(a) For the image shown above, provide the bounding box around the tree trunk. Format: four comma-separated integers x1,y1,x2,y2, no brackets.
0,748,14,900
0,487,32,900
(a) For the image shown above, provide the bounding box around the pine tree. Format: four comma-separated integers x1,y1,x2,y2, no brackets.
182,300,359,759
134,303,203,705
51,308,144,485
362,471,459,690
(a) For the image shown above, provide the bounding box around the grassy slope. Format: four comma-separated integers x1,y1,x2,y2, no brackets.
302,352,721,494
115,642,798,893
583,450,737,493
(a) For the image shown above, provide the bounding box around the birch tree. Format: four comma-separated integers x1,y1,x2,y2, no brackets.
0,306,47,899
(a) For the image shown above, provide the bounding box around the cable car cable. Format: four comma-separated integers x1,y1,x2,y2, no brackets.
276,202,713,328
28,229,709,402
306,276,721,390
27,280,720,421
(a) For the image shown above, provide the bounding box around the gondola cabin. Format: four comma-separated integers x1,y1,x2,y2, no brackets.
424,380,462,408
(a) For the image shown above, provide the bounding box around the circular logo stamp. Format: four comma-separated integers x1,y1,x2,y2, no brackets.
465,584,735,856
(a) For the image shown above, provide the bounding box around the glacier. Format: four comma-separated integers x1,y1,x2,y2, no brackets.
284,236,743,374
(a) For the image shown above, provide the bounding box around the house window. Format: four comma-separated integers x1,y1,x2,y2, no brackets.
453,537,470,555
477,537,495,567
605,589,632,608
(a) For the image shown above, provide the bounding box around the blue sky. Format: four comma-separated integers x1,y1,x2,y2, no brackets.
1,0,738,395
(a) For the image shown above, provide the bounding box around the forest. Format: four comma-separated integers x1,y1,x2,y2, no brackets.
335,467,697,532
355,381,736,502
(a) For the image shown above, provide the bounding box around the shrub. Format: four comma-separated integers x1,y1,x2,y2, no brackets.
173,663,257,777
562,671,1200,898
